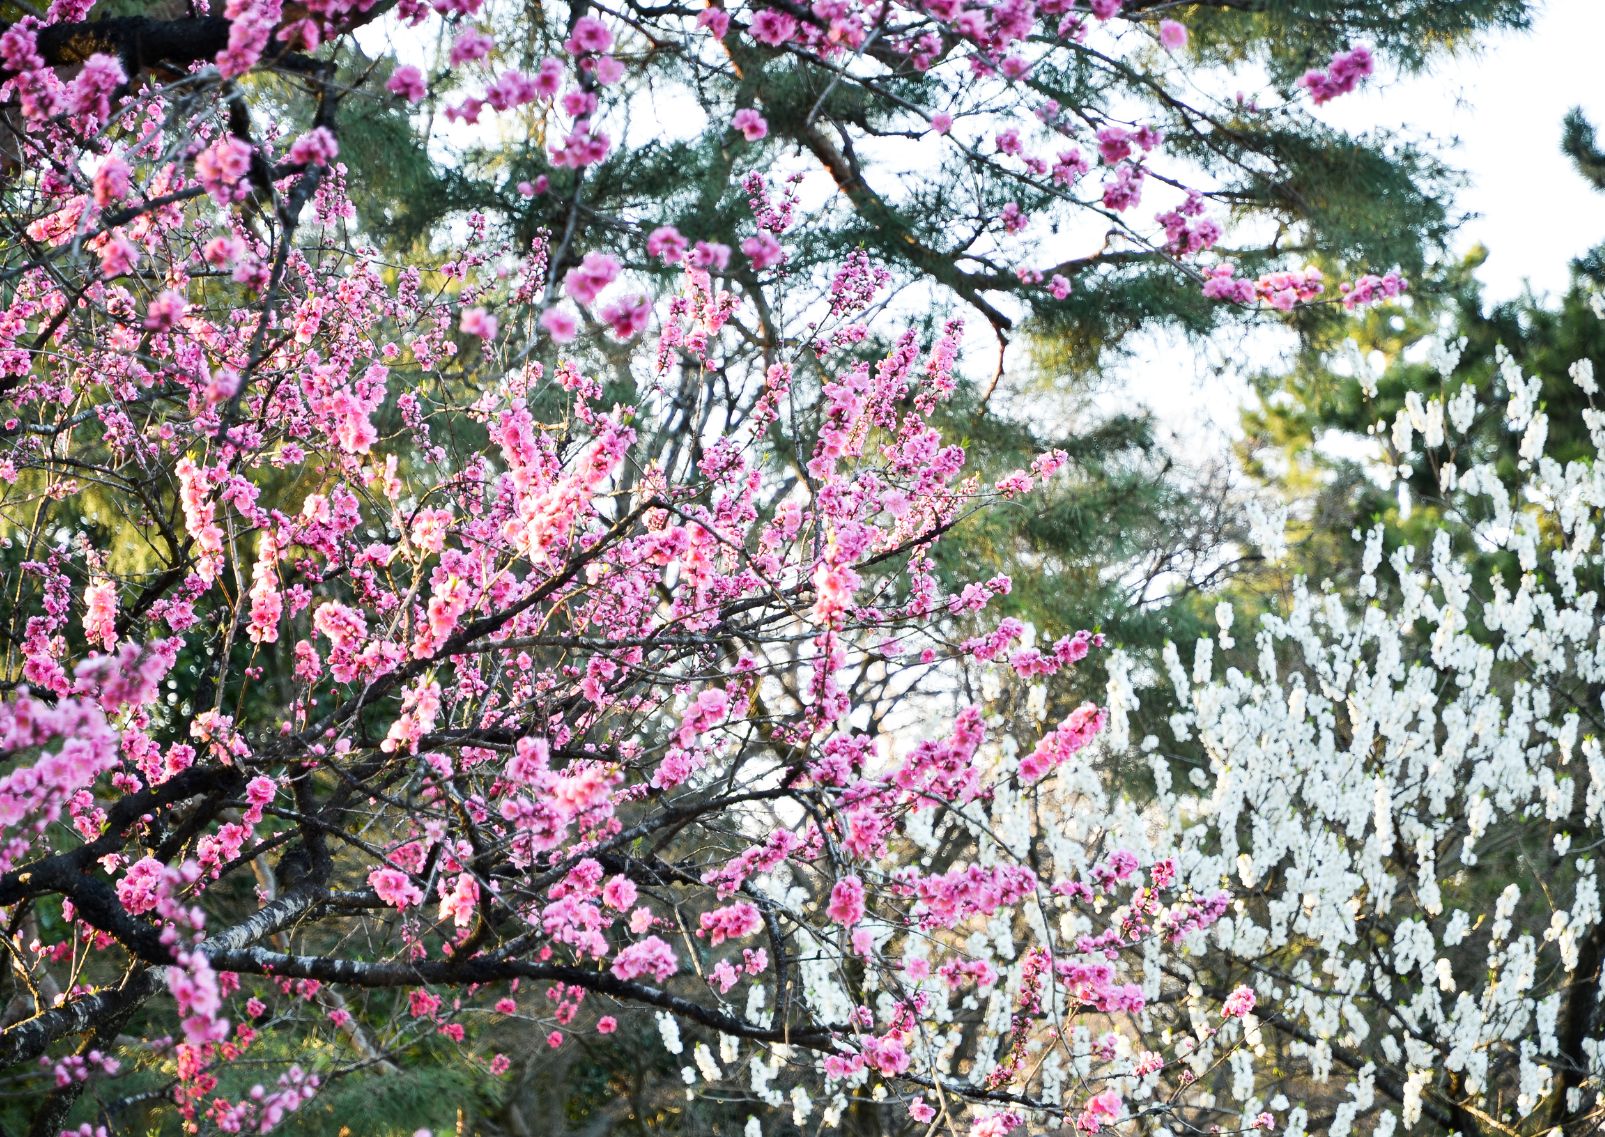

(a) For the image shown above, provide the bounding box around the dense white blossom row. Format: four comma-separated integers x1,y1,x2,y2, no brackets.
1087,338,1605,1132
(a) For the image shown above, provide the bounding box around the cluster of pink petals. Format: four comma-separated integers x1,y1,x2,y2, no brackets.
1204,262,1407,312
732,107,768,141
609,935,678,982
698,901,763,945
1341,270,1408,309
370,867,425,909
1202,263,1325,310
826,875,867,927
1018,703,1106,781
911,864,1037,929
1223,985,1258,1018
1299,45,1374,105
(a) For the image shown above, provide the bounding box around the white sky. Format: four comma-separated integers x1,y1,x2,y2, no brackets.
1125,0,1605,457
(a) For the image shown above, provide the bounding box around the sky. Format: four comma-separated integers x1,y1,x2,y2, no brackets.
1129,0,1605,455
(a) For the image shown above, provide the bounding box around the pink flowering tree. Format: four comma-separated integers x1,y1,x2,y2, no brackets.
0,0,1531,1134
0,176,1243,1137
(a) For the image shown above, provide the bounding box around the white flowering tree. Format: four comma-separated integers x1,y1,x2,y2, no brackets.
1064,333,1605,1135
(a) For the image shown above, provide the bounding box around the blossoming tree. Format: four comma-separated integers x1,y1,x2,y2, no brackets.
1075,335,1605,1136
0,0,1537,1134
0,146,1230,1137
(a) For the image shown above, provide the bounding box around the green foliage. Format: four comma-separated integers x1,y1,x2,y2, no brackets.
1562,107,1605,192
1181,0,1530,77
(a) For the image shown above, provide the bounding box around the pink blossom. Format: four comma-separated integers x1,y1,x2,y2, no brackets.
599,294,650,340
460,306,499,339
610,936,678,982
144,290,189,332
1076,1090,1122,1132
646,224,688,262
1095,126,1131,164
116,857,167,915
561,87,598,118
970,1112,1023,1137
196,136,254,206
565,16,614,54
245,776,276,807
1223,985,1257,1018
1019,703,1105,781
92,157,130,207
370,868,424,909
83,580,117,651
533,57,565,97
67,54,124,122
676,687,729,746
699,901,762,945
1340,270,1407,310
827,875,866,927
601,876,637,910
1158,20,1187,50
288,127,339,168
749,9,797,45
690,240,731,271
0,26,42,72
1298,44,1374,105
563,250,621,305
438,873,481,928
811,561,860,625
97,236,136,279
709,960,740,992
741,232,783,270
541,306,579,342
732,107,768,141
388,65,428,102
449,27,494,66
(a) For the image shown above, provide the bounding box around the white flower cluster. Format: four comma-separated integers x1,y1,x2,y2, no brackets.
1106,345,1605,1130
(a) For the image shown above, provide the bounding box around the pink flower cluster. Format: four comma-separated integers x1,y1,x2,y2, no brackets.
1018,703,1106,781
698,901,763,945
910,864,1038,929
1202,264,1325,310
1157,190,1221,256
827,875,867,927
1204,262,1407,312
610,935,678,982
1341,270,1408,309
1299,45,1374,105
